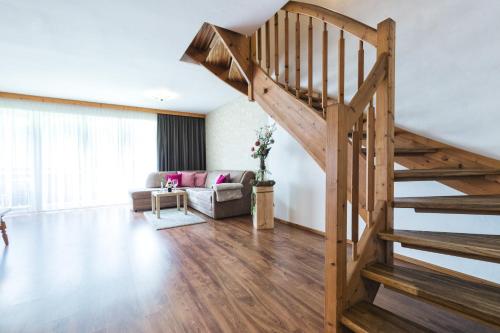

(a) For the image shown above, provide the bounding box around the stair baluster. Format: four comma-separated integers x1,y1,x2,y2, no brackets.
295,13,301,98
366,100,375,225
307,17,313,106
322,22,328,117
284,11,290,91
265,20,270,75
274,13,279,82
257,27,262,65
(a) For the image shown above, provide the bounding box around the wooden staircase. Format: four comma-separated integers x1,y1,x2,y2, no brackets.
181,2,500,332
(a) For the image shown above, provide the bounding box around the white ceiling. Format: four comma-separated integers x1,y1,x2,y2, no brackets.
0,0,286,113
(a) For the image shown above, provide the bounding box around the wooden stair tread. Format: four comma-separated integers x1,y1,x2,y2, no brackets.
362,147,439,156
395,168,500,181
362,263,500,326
379,230,500,263
341,301,432,333
394,195,500,214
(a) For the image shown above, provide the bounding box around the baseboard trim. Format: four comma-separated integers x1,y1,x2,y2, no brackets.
394,253,500,288
274,217,325,236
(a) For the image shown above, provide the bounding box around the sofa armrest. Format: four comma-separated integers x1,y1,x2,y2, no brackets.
212,183,244,191
239,171,256,197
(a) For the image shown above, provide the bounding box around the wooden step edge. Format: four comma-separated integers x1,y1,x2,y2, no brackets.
341,301,432,333
393,148,440,155
394,253,500,289
379,231,500,264
413,208,500,215
394,169,500,181
393,196,500,215
362,263,500,327
361,147,439,155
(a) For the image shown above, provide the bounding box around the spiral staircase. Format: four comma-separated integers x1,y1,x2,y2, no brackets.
181,2,500,332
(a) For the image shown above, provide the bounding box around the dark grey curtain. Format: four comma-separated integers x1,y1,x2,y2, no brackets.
157,114,206,171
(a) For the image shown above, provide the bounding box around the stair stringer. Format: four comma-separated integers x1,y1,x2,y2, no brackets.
252,65,327,170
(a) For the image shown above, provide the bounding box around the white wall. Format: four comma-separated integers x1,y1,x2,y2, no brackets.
267,122,326,232
206,97,268,170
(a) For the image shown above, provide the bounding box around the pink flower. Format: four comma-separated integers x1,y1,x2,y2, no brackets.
255,141,260,146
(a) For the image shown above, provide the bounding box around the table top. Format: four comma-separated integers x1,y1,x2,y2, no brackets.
151,190,186,197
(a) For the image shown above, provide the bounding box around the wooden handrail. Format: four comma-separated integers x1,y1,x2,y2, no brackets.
282,1,378,46
347,52,388,127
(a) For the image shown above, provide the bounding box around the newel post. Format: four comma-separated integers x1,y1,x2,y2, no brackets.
375,19,396,264
325,103,348,333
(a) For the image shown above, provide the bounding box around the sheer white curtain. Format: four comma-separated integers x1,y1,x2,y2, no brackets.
0,98,157,212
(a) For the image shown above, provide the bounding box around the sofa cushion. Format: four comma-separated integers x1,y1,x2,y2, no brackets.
185,188,213,205
194,172,208,187
145,172,179,188
166,173,182,185
178,171,196,187
206,170,246,186
215,174,228,184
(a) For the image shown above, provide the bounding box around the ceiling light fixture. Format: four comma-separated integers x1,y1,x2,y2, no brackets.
146,89,179,102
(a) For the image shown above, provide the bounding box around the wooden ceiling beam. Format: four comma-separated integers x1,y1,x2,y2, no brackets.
0,92,206,118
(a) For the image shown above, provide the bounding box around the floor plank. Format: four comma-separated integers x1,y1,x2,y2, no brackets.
0,206,497,332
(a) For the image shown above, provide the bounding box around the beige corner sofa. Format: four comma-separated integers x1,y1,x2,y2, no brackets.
129,170,255,219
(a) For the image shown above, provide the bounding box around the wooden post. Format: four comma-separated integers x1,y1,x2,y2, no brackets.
295,14,301,98
366,101,375,224
350,40,364,260
307,17,313,106
253,186,275,229
322,22,328,117
274,13,279,82
284,11,290,91
265,20,271,75
325,103,348,332
248,34,256,101
338,30,345,104
375,19,396,264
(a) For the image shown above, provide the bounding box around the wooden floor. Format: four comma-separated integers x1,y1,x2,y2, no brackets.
0,206,496,332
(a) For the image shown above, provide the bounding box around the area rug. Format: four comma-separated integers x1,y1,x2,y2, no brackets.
144,208,206,230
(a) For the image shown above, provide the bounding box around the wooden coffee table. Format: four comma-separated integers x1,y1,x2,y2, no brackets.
151,190,187,218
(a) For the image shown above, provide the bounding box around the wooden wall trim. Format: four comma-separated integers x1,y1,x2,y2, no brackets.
0,92,206,119
275,217,325,236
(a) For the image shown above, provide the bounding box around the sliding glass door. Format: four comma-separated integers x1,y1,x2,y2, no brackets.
0,98,157,212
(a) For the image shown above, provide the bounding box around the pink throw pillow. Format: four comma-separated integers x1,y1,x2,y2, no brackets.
215,173,229,184
194,172,208,187
178,171,196,187
166,173,181,186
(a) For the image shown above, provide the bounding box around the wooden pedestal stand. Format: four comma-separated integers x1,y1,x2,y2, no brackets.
252,185,274,229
